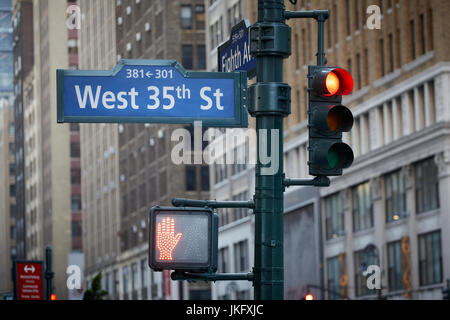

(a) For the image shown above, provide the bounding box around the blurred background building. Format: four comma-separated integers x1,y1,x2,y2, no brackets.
0,98,15,299
78,0,121,301
0,0,15,299
113,0,209,300
205,0,257,300
281,0,450,300
206,0,450,300
1,0,449,301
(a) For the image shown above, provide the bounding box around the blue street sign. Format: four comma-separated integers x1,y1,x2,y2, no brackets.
218,19,256,79
57,59,248,127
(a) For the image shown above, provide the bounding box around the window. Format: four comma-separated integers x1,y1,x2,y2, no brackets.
301,28,306,65
410,20,416,60
325,193,345,240
148,176,156,202
182,44,193,70
354,247,377,297
139,183,146,208
70,143,80,158
185,165,197,191
427,9,433,51
356,53,361,90
113,270,119,297
352,182,373,232
140,259,148,299
327,255,346,300
197,44,206,70
195,4,205,29
71,220,82,237
219,208,229,227
387,239,408,292
380,38,385,77
155,11,163,39
364,48,369,86
232,191,248,221
122,266,129,299
345,0,350,36
415,157,439,214
385,170,406,222
131,263,138,293
388,33,394,73
129,188,137,213
201,165,209,191
234,240,248,272
218,247,229,273
70,123,79,132
71,168,81,184
420,14,425,55
159,171,167,196
419,231,442,286
294,33,300,69
71,195,81,211
210,24,215,49
180,5,192,29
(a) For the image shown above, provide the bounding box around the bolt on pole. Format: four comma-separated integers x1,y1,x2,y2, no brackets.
249,0,292,300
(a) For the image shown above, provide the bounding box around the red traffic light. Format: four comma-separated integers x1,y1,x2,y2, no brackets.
304,293,314,300
313,68,353,97
50,293,57,300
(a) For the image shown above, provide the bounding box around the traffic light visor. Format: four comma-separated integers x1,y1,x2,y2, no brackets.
332,68,353,95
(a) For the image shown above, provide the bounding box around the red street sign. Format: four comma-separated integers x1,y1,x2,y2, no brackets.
14,261,44,300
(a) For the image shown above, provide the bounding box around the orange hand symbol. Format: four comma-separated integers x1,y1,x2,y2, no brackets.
156,217,182,261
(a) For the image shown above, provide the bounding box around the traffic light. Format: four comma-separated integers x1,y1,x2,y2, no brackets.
307,66,354,176
148,206,218,272
304,293,314,300
50,293,57,300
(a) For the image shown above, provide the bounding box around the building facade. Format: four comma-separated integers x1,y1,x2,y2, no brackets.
114,0,209,300
0,0,15,299
0,98,15,298
29,0,82,299
205,0,257,300
11,0,31,261
78,0,122,300
206,0,450,300
281,0,450,299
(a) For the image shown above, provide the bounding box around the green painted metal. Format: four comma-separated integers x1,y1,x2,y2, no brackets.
172,197,254,209
249,0,292,300
171,271,254,282
56,59,248,128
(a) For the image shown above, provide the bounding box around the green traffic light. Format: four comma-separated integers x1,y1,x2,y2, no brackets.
328,143,354,170
328,148,339,169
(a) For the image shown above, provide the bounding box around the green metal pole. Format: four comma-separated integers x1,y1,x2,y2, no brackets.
249,0,291,300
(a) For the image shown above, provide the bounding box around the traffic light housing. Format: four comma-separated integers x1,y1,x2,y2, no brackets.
308,66,354,176
148,206,218,273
